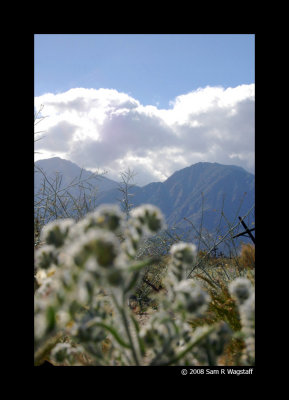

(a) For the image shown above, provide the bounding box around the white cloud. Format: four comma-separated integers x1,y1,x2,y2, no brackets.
34,84,255,186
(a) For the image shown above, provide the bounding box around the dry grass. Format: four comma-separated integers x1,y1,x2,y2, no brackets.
238,243,255,270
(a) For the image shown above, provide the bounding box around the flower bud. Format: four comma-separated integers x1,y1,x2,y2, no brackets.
40,219,74,248
229,277,253,305
130,204,166,235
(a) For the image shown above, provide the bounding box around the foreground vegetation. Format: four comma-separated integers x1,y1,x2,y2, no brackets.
34,202,255,366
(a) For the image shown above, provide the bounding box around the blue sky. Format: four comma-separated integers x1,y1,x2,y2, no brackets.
34,34,255,185
35,34,254,108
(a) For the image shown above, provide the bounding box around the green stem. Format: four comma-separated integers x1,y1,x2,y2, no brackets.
120,308,140,366
206,345,216,366
85,319,131,349
110,291,140,366
149,337,173,366
162,325,216,366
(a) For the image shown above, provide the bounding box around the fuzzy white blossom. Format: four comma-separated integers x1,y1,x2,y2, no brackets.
130,204,166,235
40,218,75,247
34,313,47,341
35,244,58,270
229,277,255,365
170,242,197,265
68,228,121,268
139,324,159,348
35,276,60,298
67,218,90,241
168,242,197,281
50,342,83,364
85,204,125,232
35,269,48,286
175,279,210,317
229,277,253,305
239,291,255,364
56,310,71,327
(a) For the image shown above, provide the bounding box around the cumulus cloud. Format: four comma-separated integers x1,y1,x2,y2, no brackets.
34,85,255,186
39,120,77,152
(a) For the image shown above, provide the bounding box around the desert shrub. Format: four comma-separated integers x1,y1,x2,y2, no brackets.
34,203,254,366
238,243,255,270
188,249,255,366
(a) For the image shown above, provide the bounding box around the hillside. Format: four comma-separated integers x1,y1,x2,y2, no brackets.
34,157,118,194
34,158,255,236
94,162,255,232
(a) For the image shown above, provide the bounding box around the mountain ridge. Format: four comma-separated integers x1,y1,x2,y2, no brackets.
34,157,255,236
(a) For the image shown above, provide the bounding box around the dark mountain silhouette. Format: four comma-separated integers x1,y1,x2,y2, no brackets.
34,157,255,237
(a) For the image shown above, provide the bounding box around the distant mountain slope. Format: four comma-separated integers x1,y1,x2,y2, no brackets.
95,161,255,232
34,158,255,236
34,157,118,194
162,162,254,229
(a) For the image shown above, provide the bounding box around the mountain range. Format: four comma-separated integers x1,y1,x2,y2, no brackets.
34,157,255,246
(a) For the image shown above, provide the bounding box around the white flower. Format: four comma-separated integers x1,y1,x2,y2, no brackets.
40,218,75,247
85,204,125,232
35,244,58,270
35,269,48,286
67,218,89,242
139,319,168,348
170,242,197,265
56,310,70,327
139,324,158,348
229,278,255,364
229,277,253,305
50,342,78,363
240,292,255,364
130,204,166,234
175,279,210,317
68,229,121,268
84,256,99,273
35,276,61,297
34,313,47,340
122,218,145,256
239,292,255,340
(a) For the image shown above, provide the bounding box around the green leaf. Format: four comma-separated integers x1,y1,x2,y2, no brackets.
93,321,131,349
46,306,56,332
130,313,146,357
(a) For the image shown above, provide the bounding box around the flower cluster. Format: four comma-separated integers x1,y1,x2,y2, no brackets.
184,322,232,366
229,277,253,305
34,204,166,364
34,203,254,367
169,242,197,281
83,204,125,233
122,205,166,259
174,279,210,318
51,342,84,365
40,219,74,248
130,204,166,236
229,277,255,364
